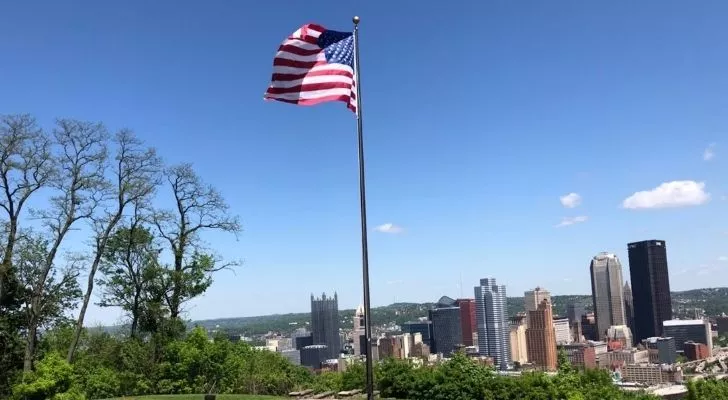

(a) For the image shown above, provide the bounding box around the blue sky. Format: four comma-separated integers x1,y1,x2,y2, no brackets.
2,1,727,325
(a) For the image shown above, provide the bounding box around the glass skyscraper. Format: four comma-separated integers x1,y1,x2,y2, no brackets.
589,252,626,340
428,296,462,356
627,240,672,343
310,292,341,360
474,277,510,370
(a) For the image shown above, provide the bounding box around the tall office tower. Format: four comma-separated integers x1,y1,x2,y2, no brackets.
567,303,586,326
352,304,366,356
623,281,635,338
428,296,462,357
526,299,557,371
475,278,511,370
455,298,476,346
524,287,551,327
509,317,528,365
590,252,627,340
627,240,672,343
310,292,341,360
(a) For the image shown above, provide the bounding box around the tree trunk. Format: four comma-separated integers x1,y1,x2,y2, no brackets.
130,292,140,339
23,322,37,372
0,219,18,304
67,261,97,362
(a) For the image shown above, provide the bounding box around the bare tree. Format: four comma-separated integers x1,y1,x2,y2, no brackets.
67,129,161,362
24,119,108,371
153,163,241,320
0,115,54,304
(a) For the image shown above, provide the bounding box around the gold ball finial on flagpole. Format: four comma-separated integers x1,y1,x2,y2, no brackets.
353,16,360,25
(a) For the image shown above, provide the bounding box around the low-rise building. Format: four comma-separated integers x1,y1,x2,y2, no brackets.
558,343,597,369
684,341,710,361
643,337,677,365
600,349,649,368
620,364,683,385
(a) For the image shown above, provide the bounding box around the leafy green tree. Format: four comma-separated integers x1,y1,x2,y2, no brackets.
11,353,84,400
16,232,82,372
96,219,161,339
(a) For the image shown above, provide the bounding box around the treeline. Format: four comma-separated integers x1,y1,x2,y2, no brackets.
15,325,728,400
0,114,241,397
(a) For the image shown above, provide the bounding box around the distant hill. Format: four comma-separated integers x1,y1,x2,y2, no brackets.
184,287,728,336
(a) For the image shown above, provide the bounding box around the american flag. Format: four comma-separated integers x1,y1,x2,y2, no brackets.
264,24,357,113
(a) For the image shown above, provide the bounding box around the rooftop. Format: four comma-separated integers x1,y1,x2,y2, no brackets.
663,319,706,326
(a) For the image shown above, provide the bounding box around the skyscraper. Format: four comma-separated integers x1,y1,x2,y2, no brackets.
310,292,341,360
429,296,462,356
474,277,511,370
623,281,635,338
352,304,366,356
567,303,585,326
590,252,626,340
627,240,673,343
456,298,476,346
526,299,557,371
524,287,551,327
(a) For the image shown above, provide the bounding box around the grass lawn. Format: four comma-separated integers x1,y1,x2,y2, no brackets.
105,395,286,400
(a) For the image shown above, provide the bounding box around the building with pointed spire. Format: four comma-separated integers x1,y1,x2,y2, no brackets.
352,304,366,356
311,292,341,360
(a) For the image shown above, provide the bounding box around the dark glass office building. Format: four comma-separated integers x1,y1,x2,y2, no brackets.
300,344,328,369
627,240,672,343
311,292,341,360
567,303,585,325
428,296,463,356
402,320,434,349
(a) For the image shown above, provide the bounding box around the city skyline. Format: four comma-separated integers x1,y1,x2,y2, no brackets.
3,1,728,326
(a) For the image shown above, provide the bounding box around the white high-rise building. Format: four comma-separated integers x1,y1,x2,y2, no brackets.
475,277,511,370
590,253,627,340
553,318,573,344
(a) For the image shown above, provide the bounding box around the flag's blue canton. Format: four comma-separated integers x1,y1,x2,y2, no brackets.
317,30,354,68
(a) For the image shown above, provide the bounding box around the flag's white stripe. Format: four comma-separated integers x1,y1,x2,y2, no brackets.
268,74,353,89
266,88,354,100
275,51,326,63
291,26,323,39
280,39,320,51
272,63,354,77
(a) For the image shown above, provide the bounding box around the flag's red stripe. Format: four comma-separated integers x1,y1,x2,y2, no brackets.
271,69,354,82
277,44,321,56
266,82,353,95
273,58,326,69
269,94,355,108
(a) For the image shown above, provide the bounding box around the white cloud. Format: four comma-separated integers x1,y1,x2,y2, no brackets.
704,143,716,161
622,180,710,209
555,216,588,228
374,223,403,234
559,192,582,208
719,256,728,262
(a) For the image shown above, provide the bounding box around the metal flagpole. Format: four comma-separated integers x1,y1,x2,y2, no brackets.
352,15,375,400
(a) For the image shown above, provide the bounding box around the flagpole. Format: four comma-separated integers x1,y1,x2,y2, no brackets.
352,15,375,400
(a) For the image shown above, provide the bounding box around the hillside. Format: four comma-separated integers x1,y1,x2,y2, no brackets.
187,287,728,335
